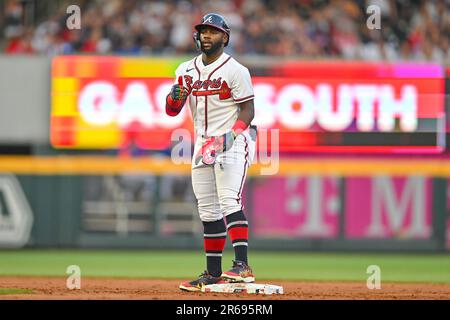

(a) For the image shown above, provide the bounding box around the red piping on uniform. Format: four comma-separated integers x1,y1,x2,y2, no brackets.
234,95,254,102
195,95,198,127
237,136,249,205
194,57,202,135
194,57,201,77
207,56,232,80
204,96,208,135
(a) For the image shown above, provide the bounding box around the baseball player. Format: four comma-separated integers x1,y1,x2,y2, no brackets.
165,13,257,292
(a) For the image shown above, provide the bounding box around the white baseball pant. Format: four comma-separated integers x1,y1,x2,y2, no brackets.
191,130,256,222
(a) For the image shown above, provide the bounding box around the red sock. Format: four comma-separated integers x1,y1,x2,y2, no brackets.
225,210,248,264
203,219,226,277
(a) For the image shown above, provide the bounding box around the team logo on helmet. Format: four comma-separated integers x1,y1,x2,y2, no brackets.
194,13,231,47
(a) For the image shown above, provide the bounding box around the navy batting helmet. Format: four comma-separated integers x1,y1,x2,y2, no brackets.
194,13,230,47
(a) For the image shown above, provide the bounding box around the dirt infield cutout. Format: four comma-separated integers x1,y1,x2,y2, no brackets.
0,276,449,300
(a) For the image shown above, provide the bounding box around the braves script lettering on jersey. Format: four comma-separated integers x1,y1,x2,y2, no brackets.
173,52,256,220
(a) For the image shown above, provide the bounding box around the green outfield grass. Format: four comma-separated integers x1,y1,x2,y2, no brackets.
0,250,449,283
0,288,34,295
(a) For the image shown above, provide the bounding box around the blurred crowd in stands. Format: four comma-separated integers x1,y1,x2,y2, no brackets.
1,0,449,61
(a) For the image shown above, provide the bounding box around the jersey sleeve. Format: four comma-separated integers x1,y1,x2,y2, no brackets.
230,65,254,103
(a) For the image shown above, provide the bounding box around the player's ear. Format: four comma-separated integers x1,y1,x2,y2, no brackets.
223,34,228,45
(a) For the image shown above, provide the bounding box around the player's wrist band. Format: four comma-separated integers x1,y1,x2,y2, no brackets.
232,119,248,136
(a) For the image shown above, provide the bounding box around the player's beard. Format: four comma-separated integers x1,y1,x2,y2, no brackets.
201,39,223,56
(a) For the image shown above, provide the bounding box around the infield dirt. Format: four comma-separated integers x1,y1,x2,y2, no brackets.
0,276,449,299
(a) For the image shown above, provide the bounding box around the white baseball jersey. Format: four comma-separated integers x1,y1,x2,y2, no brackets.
173,52,254,138
172,52,256,221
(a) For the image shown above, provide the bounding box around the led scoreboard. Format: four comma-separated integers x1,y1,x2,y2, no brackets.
51,57,445,153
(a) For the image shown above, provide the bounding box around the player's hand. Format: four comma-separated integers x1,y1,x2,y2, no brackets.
220,130,237,152
194,131,237,165
166,76,189,116
194,137,218,165
169,84,188,101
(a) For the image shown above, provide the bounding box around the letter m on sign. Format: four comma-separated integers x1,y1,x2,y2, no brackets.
366,176,430,238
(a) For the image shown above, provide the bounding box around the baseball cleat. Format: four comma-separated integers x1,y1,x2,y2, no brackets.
221,260,255,283
179,270,225,292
